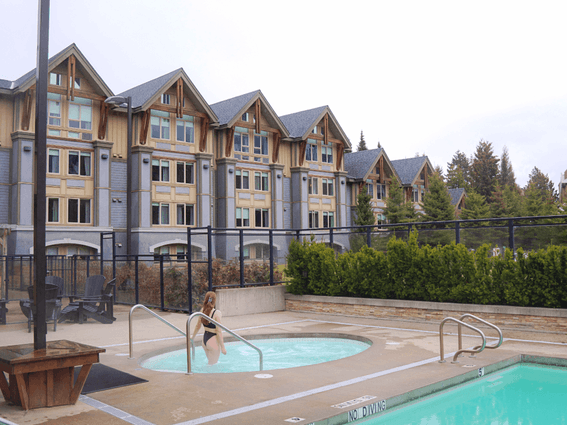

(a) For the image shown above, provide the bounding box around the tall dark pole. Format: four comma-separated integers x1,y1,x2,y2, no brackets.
126,97,132,257
33,0,50,350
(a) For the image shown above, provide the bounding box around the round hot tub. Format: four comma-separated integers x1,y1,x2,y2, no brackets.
141,333,372,374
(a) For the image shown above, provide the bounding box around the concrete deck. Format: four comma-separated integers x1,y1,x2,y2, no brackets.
1,302,566,425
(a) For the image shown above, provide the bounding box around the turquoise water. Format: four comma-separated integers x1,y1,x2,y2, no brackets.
142,337,370,373
357,364,567,424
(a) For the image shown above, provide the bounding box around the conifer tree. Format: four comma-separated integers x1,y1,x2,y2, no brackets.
354,191,375,226
526,167,557,202
421,173,454,222
357,131,368,151
383,176,406,223
499,146,517,188
471,140,499,200
446,150,471,189
502,185,523,217
460,191,490,220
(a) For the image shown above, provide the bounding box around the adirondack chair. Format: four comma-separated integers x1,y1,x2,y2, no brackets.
19,283,60,332
58,274,106,323
58,276,116,324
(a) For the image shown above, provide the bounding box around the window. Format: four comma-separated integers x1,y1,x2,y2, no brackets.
176,204,195,226
152,159,170,182
254,132,268,155
366,180,374,197
176,161,194,184
306,139,318,162
309,177,318,195
70,77,81,89
312,126,318,134
48,149,59,173
242,112,249,121
68,97,92,139
68,199,90,224
152,202,170,225
412,185,419,202
47,93,61,127
235,170,249,189
254,172,269,191
322,142,333,164
255,208,270,228
236,207,250,227
47,198,59,223
68,151,91,176
376,183,386,200
49,73,62,86
322,178,334,196
151,110,170,140
323,211,334,228
161,94,170,105
309,211,319,229
153,246,170,261
234,127,249,153
176,115,194,143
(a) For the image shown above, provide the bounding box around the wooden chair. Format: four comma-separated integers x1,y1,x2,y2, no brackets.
19,283,60,332
58,277,116,324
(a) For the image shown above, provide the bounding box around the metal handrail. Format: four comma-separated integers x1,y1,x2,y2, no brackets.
439,317,486,363
128,304,193,359
187,312,263,374
458,314,503,354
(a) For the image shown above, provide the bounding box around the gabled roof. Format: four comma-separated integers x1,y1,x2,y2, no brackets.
448,188,466,206
344,148,399,183
390,156,433,185
117,68,218,122
279,106,351,149
210,90,289,137
0,44,113,97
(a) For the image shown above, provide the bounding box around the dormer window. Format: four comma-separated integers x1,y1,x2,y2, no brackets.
242,112,249,122
49,73,62,86
161,94,171,105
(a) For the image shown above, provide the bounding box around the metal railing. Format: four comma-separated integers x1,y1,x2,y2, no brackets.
128,304,193,359
458,314,503,355
439,317,486,363
186,312,263,374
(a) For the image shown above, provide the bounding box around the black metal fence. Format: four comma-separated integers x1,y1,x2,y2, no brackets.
2,215,566,312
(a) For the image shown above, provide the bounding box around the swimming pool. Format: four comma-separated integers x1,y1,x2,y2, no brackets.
142,335,371,374
351,363,567,424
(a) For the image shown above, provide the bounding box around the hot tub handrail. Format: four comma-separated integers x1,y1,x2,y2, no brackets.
128,304,194,359
458,314,503,353
439,317,486,363
186,312,263,374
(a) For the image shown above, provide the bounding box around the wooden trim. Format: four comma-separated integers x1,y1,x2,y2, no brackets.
225,127,235,157
70,363,92,404
324,113,329,145
148,104,208,119
15,373,29,410
21,89,34,131
272,131,281,163
199,116,209,152
298,140,307,166
176,78,183,118
140,110,150,145
336,143,344,171
48,86,105,101
98,101,109,140
379,156,384,183
67,55,76,101
424,165,429,187
255,99,261,134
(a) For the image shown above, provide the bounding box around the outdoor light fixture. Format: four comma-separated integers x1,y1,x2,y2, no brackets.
302,176,307,181
203,164,209,169
228,169,234,174
23,146,32,152
105,95,132,257
101,154,108,160
143,158,150,164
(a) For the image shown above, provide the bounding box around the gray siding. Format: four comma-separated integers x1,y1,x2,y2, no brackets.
0,151,9,223
111,161,127,228
283,177,291,229
346,185,352,226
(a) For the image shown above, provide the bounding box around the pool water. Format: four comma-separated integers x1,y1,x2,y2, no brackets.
356,364,567,424
142,337,370,373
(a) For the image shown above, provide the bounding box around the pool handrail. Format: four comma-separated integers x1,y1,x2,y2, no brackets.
439,317,486,363
458,314,503,353
128,304,193,359
187,312,263,374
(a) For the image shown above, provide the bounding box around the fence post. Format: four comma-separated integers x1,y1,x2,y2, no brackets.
187,227,192,313
239,229,244,288
408,224,412,239
508,219,515,255
296,229,300,241
366,226,371,247
135,255,139,305
207,225,212,291
160,254,165,310
455,221,460,245
269,229,274,286
329,227,334,247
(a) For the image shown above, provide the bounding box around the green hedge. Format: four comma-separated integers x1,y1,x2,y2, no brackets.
284,232,567,308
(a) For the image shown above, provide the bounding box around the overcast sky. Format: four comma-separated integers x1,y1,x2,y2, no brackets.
2,0,566,188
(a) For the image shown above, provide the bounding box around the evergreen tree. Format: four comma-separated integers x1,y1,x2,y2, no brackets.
526,166,557,202
446,150,471,189
357,131,368,151
460,191,490,220
471,140,499,200
502,185,523,217
489,182,506,218
434,164,444,180
383,176,406,223
523,183,558,216
421,173,454,222
499,146,516,188
354,191,375,226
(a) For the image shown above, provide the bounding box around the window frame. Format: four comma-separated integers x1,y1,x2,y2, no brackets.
236,207,250,227
49,73,62,86
376,183,386,200
322,211,335,228
152,159,170,182
366,179,374,198
152,202,170,225
305,140,318,162
161,94,171,105
254,172,269,191
321,142,333,164
176,204,195,226
234,128,250,153
47,198,59,223
68,151,91,177
322,178,334,196
309,210,319,229
254,208,270,228
176,115,194,143
176,161,194,184
309,177,318,195
150,110,171,140
235,170,250,190
48,148,60,174
68,97,92,133
253,133,269,156
67,198,91,224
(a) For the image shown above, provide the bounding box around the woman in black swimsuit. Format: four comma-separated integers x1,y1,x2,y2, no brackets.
190,291,226,365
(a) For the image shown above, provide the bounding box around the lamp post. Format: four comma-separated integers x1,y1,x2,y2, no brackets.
104,96,132,257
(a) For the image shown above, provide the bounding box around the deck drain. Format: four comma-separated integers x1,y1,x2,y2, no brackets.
285,417,305,423
255,373,273,379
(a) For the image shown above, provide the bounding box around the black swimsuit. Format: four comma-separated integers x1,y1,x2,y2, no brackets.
203,309,216,346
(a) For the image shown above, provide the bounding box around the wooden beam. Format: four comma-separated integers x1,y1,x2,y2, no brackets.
98,101,109,140
67,55,76,101
176,79,183,118
147,103,208,119
21,89,34,131
199,116,209,152
48,86,105,101
379,156,384,183
336,143,344,171
324,113,329,145
225,127,235,157
140,110,150,145
272,131,281,163
70,364,92,404
298,140,307,166
255,99,261,134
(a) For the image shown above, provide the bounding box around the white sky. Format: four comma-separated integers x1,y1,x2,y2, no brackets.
2,0,566,188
